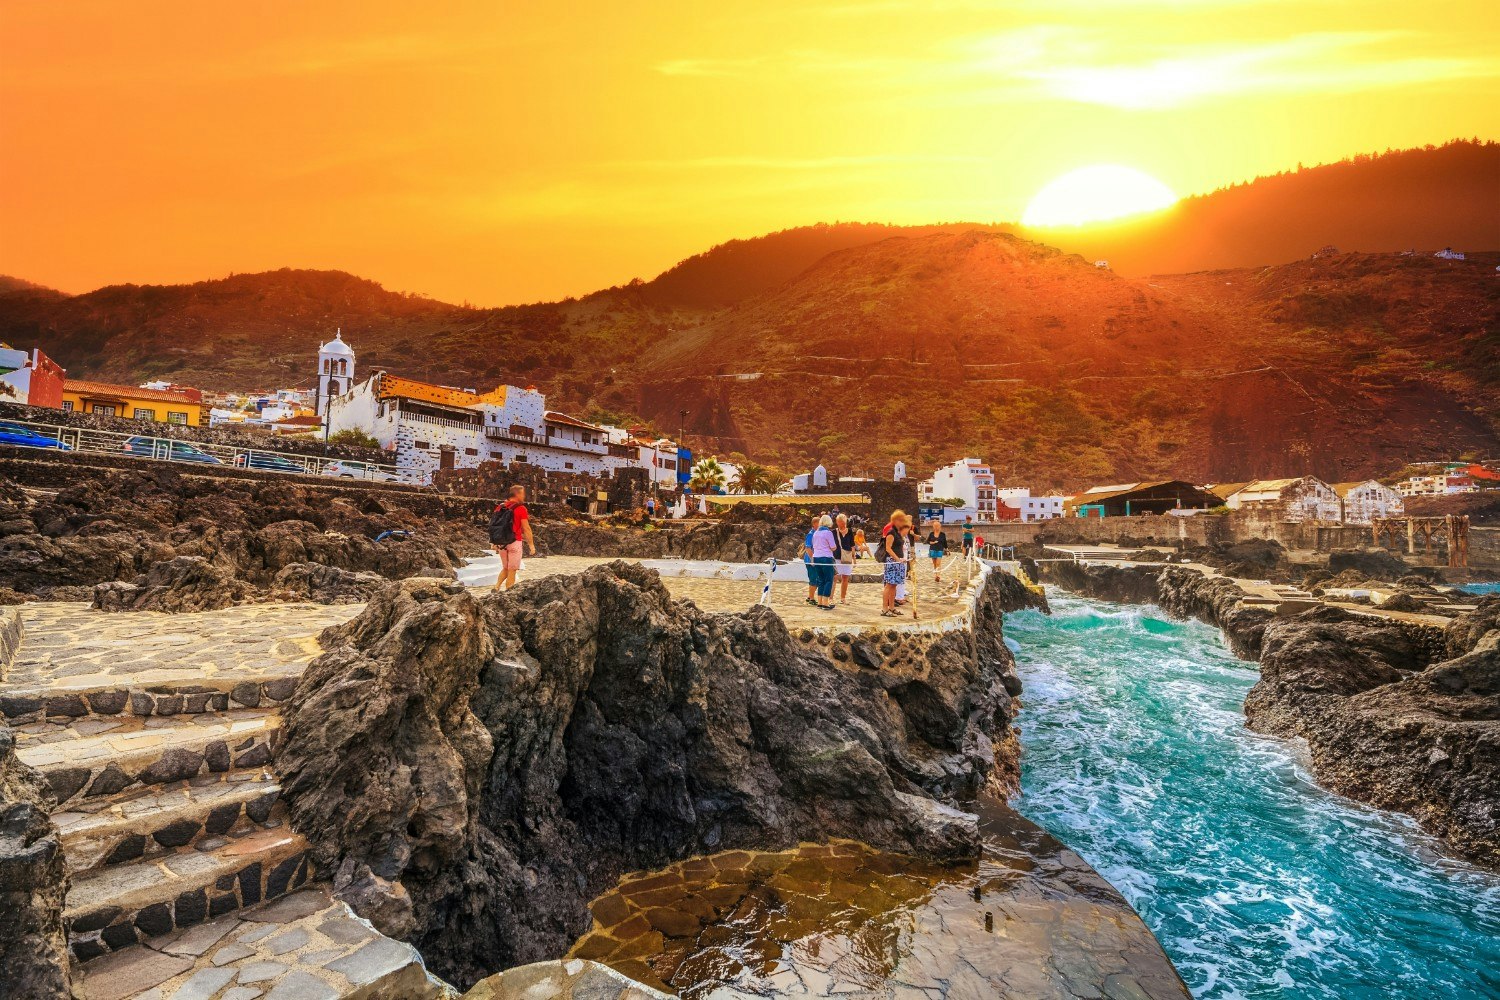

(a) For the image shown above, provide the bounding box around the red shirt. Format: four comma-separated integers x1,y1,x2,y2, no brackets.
496,500,529,539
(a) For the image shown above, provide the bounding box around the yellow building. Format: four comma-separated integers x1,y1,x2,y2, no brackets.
61,379,207,426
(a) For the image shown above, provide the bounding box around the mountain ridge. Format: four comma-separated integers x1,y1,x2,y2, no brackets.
1,142,1496,487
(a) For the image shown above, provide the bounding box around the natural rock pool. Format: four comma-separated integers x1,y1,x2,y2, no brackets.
1005,591,1500,1000
567,802,1188,999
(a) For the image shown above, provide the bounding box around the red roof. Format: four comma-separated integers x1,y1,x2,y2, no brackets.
65,379,202,405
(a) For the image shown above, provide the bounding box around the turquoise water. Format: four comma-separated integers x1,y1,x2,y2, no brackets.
1006,592,1500,1000
1459,582,1500,595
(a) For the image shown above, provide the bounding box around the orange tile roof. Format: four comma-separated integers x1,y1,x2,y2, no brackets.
377,374,506,409
65,379,201,405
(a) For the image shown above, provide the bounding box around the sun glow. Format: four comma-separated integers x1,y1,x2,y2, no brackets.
1021,165,1179,228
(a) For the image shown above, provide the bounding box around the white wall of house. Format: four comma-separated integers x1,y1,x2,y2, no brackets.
920,458,997,517
1227,477,1342,522
997,488,1066,522
1340,481,1405,525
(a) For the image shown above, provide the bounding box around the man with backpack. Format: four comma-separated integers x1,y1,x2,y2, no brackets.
490,485,537,591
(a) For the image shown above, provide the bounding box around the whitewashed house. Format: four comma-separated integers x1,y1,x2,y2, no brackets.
327,369,623,484
1333,480,1404,525
1435,248,1467,260
996,487,1066,522
1223,477,1342,522
919,458,998,519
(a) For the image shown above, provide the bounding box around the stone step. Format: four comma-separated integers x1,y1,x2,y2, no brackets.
0,675,300,727
14,709,280,808
66,825,313,962
56,772,284,876
70,886,450,1000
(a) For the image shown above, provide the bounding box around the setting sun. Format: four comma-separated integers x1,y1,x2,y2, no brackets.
1021,165,1179,228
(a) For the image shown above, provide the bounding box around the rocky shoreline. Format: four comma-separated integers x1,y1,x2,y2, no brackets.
1041,561,1499,868
274,562,1048,989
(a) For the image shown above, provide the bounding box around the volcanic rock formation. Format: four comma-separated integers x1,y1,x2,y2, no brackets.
275,563,1041,989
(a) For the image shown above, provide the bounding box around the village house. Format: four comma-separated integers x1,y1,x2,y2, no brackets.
1333,480,1405,525
60,379,206,426
996,487,1067,522
1221,477,1342,522
1397,473,1475,497
919,458,999,520
0,345,65,408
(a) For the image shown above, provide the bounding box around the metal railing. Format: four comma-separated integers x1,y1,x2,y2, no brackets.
0,417,415,485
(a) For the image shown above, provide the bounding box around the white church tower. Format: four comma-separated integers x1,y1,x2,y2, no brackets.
316,330,355,417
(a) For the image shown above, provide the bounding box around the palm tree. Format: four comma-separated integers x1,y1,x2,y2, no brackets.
733,461,774,494
689,456,727,493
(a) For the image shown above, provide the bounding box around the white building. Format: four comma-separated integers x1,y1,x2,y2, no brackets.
316,331,355,418
919,458,997,519
1333,480,1405,525
1397,474,1475,497
1223,477,1342,522
996,487,1066,522
1435,248,1466,260
327,368,644,485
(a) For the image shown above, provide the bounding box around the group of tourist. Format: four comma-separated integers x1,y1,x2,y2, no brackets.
801,510,980,616
488,486,980,613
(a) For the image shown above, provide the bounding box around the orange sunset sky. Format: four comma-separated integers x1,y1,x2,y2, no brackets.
3,0,1498,306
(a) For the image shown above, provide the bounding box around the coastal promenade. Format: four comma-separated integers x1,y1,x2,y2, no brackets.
0,555,991,1000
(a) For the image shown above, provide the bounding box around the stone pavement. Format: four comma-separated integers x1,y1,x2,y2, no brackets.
469,554,981,633
70,885,448,1000
1,602,357,723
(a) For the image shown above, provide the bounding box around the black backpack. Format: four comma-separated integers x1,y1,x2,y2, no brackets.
874,529,890,562
488,503,518,546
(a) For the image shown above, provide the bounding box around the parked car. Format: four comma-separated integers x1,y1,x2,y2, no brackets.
322,460,397,482
233,452,306,474
0,422,72,451
122,436,223,465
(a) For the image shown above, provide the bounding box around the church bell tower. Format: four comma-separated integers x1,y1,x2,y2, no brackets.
316,330,355,417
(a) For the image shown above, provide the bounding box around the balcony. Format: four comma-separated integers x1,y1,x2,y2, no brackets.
398,410,480,431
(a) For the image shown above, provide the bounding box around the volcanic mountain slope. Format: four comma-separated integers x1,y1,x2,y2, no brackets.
0,238,1496,486
637,232,1500,484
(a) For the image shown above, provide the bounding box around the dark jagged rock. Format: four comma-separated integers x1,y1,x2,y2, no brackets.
1156,567,1274,659
1377,591,1440,615
1327,547,1413,583
276,564,1029,989
270,561,390,604
91,556,251,612
539,517,805,564
0,724,70,999
0,467,482,601
1446,596,1500,659
1043,561,1162,605
1247,606,1499,865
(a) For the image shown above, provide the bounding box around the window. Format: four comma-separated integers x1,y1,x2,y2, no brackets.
464,448,477,456
133,407,154,420
91,404,117,416
564,462,574,469
61,400,74,411
167,412,188,425
415,440,429,449
514,454,527,464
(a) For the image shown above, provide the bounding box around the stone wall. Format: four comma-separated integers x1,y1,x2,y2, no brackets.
435,462,653,512
0,401,387,462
